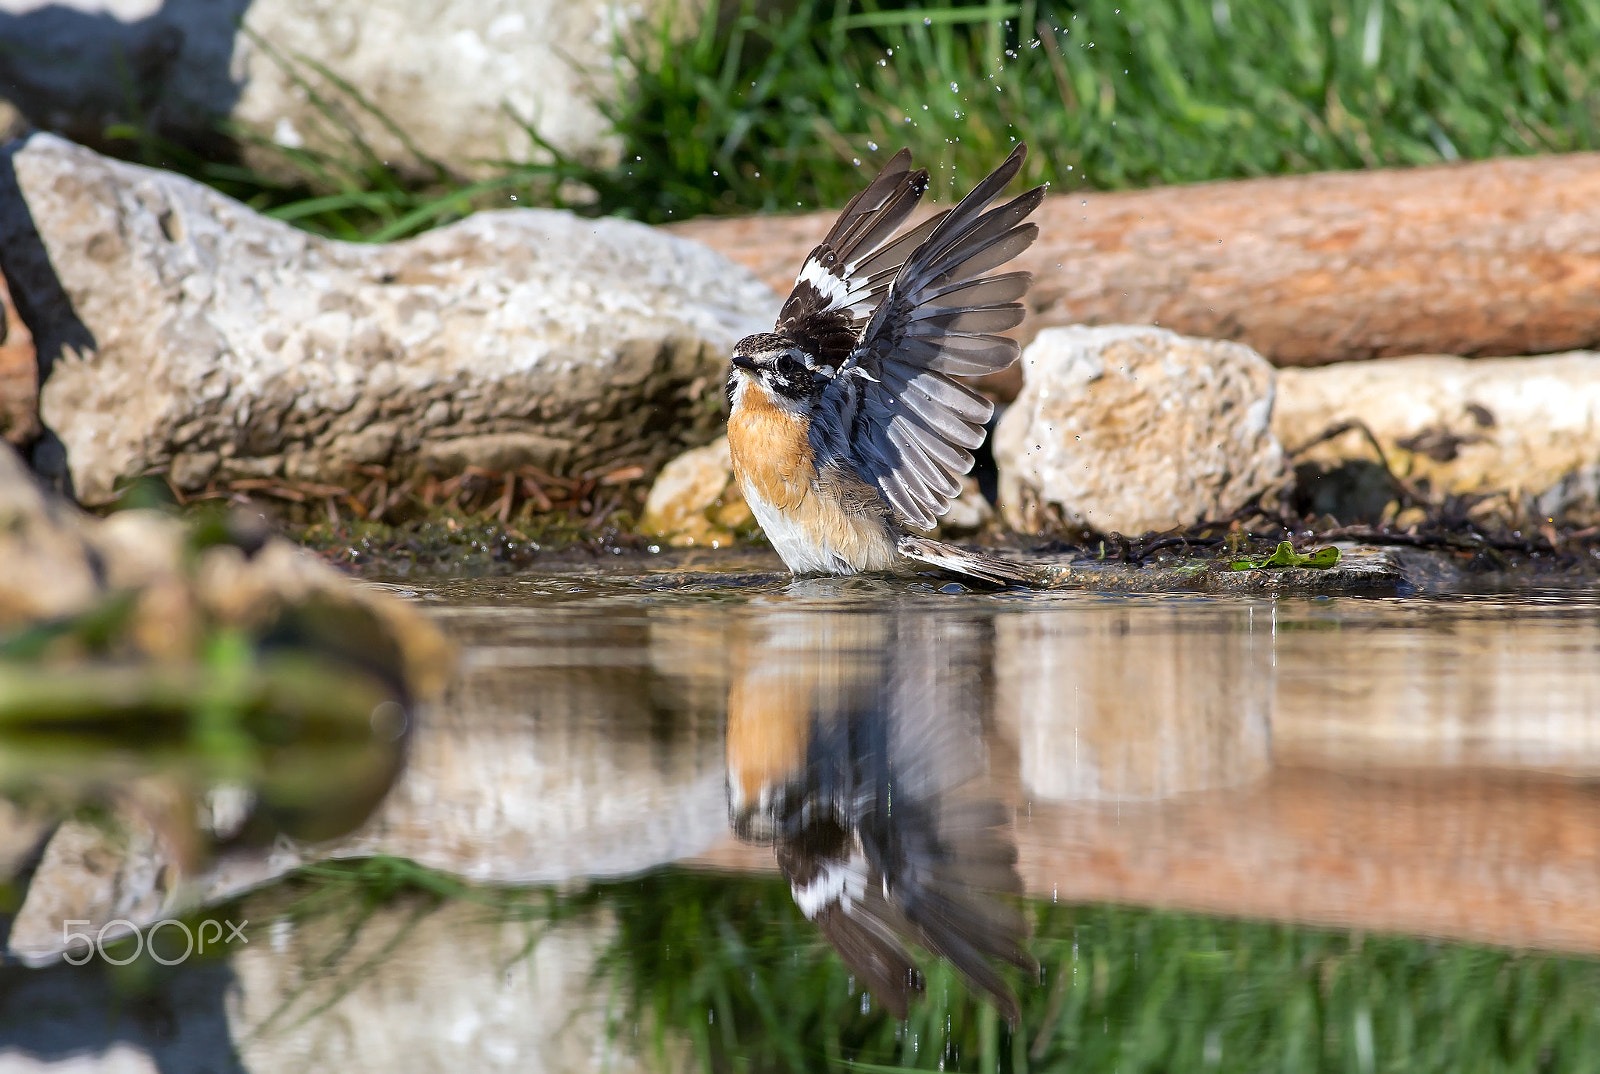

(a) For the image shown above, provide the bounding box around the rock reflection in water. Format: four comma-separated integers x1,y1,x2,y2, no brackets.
994,601,1272,801
0,594,422,966
725,598,1034,1020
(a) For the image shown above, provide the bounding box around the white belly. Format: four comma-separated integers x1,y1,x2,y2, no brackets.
741,484,898,575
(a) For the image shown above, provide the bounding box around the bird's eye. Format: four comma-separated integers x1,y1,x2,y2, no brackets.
774,354,804,376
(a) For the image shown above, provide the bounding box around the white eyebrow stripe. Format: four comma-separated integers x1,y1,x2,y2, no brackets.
798,258,849,306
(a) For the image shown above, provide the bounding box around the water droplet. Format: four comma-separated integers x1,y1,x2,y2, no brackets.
950,81,959,92
924,16,931,24
867,140,878,150
852,158,861,165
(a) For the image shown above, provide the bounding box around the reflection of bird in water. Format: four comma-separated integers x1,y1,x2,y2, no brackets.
726,606,1034,1021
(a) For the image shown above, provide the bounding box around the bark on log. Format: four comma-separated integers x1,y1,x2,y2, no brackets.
667,152,1600,369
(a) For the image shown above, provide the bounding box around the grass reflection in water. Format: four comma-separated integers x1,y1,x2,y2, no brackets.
269,859,1600,1074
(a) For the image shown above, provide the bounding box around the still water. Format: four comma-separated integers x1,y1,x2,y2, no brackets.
6,551,1600,1072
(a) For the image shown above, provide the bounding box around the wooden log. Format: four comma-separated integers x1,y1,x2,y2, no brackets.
667,152,1600,369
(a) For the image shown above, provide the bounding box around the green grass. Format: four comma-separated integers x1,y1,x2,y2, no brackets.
112,0,1600,238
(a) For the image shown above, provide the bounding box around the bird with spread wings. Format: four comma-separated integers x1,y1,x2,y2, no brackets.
726,145,1045,585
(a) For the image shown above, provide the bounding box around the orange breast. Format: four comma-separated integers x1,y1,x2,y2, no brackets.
727,384,814,510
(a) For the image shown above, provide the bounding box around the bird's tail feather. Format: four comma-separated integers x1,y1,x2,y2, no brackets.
896,535,1042,588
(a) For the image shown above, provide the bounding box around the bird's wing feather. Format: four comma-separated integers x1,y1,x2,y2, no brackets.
813,144,1044,530
774,150,932,370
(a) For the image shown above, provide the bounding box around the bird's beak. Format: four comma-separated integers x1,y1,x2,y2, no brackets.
731,353,759,372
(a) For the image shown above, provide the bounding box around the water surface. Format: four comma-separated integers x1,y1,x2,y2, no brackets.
6,552,1600,1072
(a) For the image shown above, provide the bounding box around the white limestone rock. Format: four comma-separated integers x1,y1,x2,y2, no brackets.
0,133,775,504
994,325,1287,536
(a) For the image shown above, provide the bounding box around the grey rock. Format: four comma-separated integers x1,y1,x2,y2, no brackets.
0,133,775,505
994,325,1287,536
0,0,697,177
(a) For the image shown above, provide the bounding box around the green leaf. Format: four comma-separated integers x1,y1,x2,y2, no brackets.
1230,540,1342,571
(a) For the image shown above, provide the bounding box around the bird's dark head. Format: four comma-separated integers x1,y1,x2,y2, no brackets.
729,332,828,410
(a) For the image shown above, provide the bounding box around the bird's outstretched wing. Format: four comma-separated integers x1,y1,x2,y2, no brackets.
815,144,1044,530
774,149,940,370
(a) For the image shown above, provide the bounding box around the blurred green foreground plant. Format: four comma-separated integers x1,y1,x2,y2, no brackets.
112,0,1600,238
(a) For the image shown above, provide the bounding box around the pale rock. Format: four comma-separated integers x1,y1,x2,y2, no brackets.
994,325,1287,535
0,134,775,504
0,437,453,696
1275,353,1600,524
639,435,750,547
0,0,700,178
